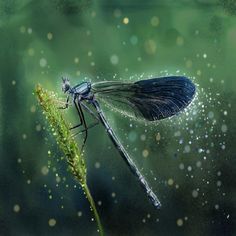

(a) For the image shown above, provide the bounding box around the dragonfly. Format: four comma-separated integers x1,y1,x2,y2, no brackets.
60,75,196,208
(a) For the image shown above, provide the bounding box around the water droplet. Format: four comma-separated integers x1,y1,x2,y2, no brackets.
192,190,198,198
168,178,174,186
176,36,184,46
142,149,149,158
184,145,191,153
177,218,183,226
208,111,214,119
47,32,53,40
156,133,161,141
48,218,56,227
221,124,227,133
13,204,20,213
128,131,137,142
150,16,159,27
196,161,202,168
110,54,119,65
41,166,49,175
27,28,32,34
39,58,47,67
187,166,192,171
28,48,34,56
179,163,184,170
140,134,146,141
95,162,101,169
123,17,129,24
74,57,79,64
77,211,82,217
130,35,138,45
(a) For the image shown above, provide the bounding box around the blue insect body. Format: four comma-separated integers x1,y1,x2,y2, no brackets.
61,76,196,208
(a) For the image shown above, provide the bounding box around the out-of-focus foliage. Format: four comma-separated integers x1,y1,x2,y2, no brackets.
0,0,235,235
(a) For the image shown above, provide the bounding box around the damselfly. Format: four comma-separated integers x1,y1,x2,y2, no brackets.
60,76,196,208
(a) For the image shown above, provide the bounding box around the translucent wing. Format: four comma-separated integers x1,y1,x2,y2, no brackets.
91,76,196,121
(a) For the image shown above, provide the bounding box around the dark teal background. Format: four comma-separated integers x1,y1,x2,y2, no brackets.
0,0,235,235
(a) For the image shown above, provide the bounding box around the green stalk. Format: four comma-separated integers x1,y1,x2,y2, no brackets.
83,184,104,236
35,84,104,236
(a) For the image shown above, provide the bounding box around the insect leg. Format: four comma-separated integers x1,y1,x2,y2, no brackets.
75,101,88,153
80,101,100,121
69,123,83,130
76,122,98,134
58,96,70,109
69,99,83,130
72,101,100,134
78,101,100,132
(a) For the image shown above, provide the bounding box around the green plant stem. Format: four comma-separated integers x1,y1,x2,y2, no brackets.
35,85,104,236
83,183,104,236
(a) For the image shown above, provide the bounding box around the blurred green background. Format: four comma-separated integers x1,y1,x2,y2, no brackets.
0,0,235,235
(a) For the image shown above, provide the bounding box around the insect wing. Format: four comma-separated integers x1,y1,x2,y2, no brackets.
92,76,196,121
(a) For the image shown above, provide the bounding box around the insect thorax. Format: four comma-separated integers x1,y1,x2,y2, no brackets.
72,82,93,100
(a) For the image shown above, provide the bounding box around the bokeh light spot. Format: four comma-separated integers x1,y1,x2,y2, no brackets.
110,54,119,65
142,149,149,158
168,178,174,186
192,190,198,198
47,32,53,40
13,204,20,213
144,39,157,54
39,58,47,67
28,48,35,56
176,36,184,46
41,166,49,175
123,17,129,24
177,218,184,226
150,16,159,27
156,133,161,141
48,218,56,227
